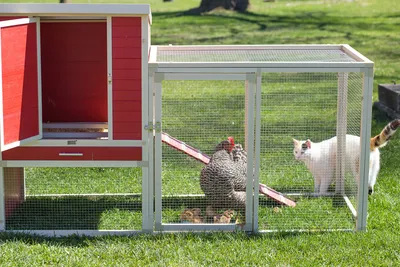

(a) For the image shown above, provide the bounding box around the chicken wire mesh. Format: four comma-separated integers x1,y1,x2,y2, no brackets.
160,80,249,226
258,72,363,231
156,48,359,63
4,167,143,231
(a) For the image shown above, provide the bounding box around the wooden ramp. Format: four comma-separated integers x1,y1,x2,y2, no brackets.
161,132,296,207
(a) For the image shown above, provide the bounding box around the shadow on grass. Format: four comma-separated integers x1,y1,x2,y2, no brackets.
6,196,142,231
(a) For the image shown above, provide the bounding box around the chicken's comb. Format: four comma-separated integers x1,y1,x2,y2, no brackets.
227,136,235,145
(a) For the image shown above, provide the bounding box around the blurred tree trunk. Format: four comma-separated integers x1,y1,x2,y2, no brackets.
59,0,72,3
200,0,249,12
186,0,250,14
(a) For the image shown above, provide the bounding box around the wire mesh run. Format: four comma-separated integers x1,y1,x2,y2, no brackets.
4,167,142,231
160,80,249,227
258,72,363,231
156,48,358,63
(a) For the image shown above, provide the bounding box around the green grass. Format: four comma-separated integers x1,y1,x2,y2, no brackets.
1,0,400,265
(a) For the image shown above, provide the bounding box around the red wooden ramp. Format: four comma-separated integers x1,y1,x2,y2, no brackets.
161,132,296,207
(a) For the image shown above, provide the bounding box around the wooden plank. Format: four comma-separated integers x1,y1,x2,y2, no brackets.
112,25,141,38
112,17,141,27
113,69,142,80
112,90,141,101
112,47,142,59
113,58,142,70
112,37,141,48
112,79,141,91
112,111,142,122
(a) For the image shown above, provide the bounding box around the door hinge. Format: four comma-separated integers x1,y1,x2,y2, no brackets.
145,122,161,132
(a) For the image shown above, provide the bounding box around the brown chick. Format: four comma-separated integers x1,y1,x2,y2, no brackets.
213,209,235,224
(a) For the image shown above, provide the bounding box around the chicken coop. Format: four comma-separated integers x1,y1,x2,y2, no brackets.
0,4,152,235
148,45,374,233
0,4,374,235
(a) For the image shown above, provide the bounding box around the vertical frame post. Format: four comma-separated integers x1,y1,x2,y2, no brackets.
106,16,113,140
244,73,256,231
253,69,262,233
154,73,163,231
336,73,348,195
356,67,374,231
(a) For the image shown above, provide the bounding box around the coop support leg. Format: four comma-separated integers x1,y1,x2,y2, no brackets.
336,73,348,195
356,68,374,231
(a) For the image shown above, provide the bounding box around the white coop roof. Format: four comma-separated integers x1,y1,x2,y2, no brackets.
0,3,151,17
149,44,374,69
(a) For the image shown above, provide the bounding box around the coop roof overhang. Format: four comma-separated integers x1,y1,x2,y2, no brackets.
148,44,374,70
0,4,152,23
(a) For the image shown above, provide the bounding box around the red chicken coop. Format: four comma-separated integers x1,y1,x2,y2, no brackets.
0,4,152,235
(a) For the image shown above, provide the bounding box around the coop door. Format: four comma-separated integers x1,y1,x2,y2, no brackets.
152,73,256,232
0,18,41,151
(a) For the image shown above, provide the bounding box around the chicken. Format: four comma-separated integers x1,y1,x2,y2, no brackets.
200,137,247,212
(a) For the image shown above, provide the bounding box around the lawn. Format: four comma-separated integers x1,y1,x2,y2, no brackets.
1,0,400,265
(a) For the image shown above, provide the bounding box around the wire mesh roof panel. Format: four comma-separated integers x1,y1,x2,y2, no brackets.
156,48,359,63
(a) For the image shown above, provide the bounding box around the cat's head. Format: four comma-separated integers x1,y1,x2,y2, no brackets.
292,138,312,161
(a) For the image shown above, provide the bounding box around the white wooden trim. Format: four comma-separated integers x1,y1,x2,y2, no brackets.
335,73,348,195
2,135,41,151
0,4,151,16
154,76,162,231
106,16,113,141
154,44,347,51
21,139,143,147
150,67,258,74
253,69,262,232
344,195,357,218
163,73,248,81
149,67,366,74
0,17,38,28
0,168,4,231
159,223,238,232
356,67,374,231
342,44,374,63
245,73,256,231
150,62,373,69
36,18,43,140
149,45,157,63
0,160,148,168
141,16,152,233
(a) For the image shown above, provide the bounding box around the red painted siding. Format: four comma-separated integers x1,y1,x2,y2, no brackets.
1,23,39,145
112,17,142,140
2,146,142,161
40,22,107,123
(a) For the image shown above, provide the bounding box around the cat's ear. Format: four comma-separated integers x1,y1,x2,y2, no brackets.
306,139,312,149
292,138,299,145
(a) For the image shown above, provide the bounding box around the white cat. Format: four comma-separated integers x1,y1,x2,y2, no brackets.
293,119,400,195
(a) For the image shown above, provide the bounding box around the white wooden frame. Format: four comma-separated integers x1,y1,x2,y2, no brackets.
152,72,256,232
149,44,374,232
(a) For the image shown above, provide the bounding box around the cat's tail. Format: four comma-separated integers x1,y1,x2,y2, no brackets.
370,119,400,151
